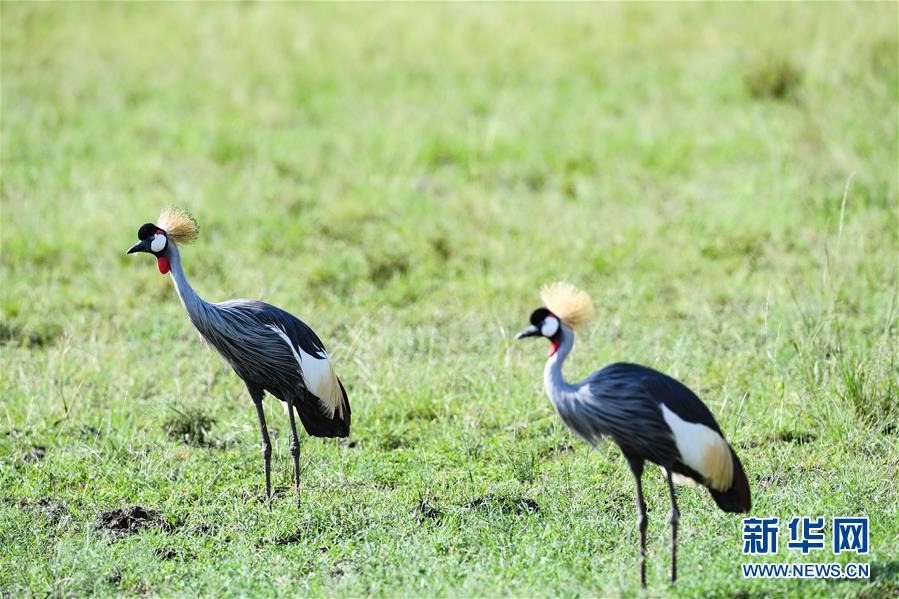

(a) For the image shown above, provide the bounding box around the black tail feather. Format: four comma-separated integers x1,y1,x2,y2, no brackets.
294,378,351,438
709,445,752,513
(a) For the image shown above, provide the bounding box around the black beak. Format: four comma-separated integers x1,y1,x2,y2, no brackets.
515,325,540,340
126,239,150,255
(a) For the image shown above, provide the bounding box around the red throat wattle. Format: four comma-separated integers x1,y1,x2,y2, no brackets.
157,257,170,274
548,337,561,357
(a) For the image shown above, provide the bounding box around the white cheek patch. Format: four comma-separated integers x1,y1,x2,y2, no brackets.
150,233,167,253
541,316,560,337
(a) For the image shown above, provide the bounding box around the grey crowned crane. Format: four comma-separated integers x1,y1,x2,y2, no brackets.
127,207,350,501
516,283,750,587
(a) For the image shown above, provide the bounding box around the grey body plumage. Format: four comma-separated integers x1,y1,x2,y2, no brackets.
519,284,750,587
548,353,680,468
128,210,349,500
167,242,348,427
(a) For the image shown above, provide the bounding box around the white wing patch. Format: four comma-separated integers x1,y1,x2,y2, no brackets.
266,324,343,419
660,403,733,491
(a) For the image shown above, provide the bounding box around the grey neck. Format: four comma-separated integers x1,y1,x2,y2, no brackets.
166,242,210,326
544,325,578,401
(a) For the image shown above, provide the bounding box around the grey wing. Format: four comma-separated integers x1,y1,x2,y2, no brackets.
212,300,347,421
570,364,680,465
194,299,307,393
216,299,328,358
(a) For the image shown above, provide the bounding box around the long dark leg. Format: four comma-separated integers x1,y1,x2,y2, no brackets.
665,468,680,583
625,455,647,588
247,384,271,501
285,394,302,500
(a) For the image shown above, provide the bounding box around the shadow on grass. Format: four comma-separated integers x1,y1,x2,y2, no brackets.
869,560,899,587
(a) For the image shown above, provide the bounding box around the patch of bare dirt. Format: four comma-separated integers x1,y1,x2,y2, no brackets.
98,506,173,535
18,497,68,526
412,498,442,523
22,445,47,463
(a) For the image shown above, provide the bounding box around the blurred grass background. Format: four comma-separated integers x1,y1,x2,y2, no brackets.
1,3,897,597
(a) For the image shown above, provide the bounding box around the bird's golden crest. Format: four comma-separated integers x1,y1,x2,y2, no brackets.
158,206,199,245
540,282,595,331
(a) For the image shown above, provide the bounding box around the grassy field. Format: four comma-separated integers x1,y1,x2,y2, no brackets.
1,3,897,597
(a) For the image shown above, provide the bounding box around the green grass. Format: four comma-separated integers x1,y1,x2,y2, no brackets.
2,2,897,597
